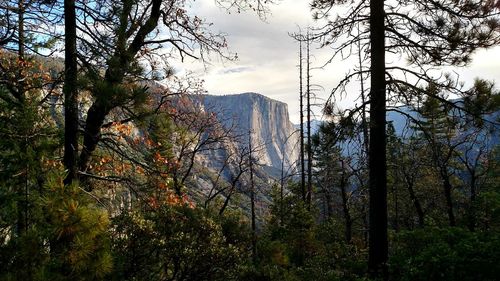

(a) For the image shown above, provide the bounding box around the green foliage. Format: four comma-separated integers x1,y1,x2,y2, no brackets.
417,86,457,142
0,53,116,280
265,184,317,265
2,2,500,278
0,173,112,281
390,227,500,281
474,191,500,230
244,185,367,281
43,176,112,280
463,79,500,127
111,204,248,281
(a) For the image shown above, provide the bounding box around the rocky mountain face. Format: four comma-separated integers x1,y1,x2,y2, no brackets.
202,92,300,173
176,93,300,218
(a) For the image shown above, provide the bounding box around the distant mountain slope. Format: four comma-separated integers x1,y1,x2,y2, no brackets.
315,105,500,156
293,119,322,137
387,104,500,143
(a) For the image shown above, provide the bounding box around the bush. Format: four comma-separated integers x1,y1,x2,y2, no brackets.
390,227,500,281
111,204,248,281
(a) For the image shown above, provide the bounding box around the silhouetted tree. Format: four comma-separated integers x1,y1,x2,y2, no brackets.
63,0,78,184
311,0,500,278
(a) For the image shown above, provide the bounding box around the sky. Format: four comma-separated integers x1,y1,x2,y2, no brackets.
178,0,500,124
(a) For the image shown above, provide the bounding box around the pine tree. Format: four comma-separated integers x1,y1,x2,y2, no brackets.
416,88,460,226
313,122,354,243
311,0,500,277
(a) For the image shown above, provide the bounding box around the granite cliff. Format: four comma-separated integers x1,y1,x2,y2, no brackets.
202,92,300,173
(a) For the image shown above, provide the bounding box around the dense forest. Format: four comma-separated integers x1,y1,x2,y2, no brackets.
1,0,500,280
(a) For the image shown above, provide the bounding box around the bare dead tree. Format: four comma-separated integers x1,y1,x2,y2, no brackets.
165,95,239,195
299,33,306,202
201,129,266,216
306,31,313,208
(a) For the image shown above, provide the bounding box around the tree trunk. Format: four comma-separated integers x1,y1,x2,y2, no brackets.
299,39,306,202
249,133,257,263
16,0,27,238
78,99,110,174
340,169,352,244
468,174,477,231
368,0,388,278
323,186,333,219
442,173,456,226
219,187,234,216
306,33,312,208
77,0,162,182
63,0,79,185
404,174,425,228
219,174,242,216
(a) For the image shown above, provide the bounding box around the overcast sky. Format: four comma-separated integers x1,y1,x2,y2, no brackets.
179,0,500,124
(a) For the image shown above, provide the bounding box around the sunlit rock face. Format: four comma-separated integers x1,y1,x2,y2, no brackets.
202,92,299,171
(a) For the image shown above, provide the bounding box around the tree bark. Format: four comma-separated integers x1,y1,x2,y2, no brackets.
368,0,388,279
78,99,110,174
63,0,79,185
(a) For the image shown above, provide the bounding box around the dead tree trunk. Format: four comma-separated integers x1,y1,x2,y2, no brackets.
306,33,312,208
299,38,306,202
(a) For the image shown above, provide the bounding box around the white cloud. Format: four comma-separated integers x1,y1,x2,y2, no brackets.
179,0,500,124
